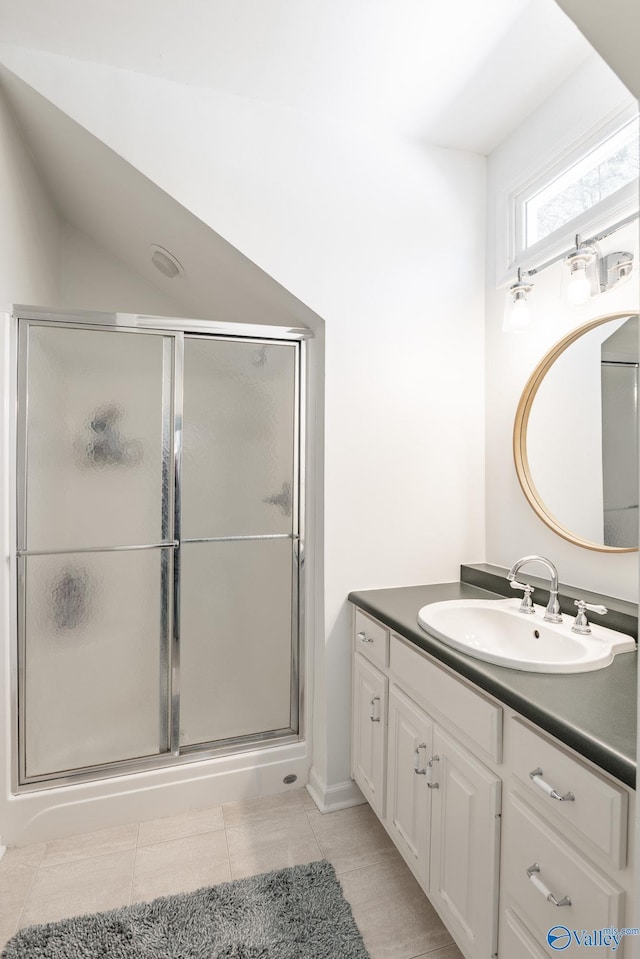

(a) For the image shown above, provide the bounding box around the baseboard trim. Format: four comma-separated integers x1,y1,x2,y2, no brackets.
306,767,366,813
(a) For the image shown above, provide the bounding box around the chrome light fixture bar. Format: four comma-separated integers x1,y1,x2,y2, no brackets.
600,250,634,292
519,210,638,280
503,211,637,331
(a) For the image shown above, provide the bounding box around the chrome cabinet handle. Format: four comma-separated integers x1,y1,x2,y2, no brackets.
414,743,428,775
357,631,374,643
529,767,575,802
370,696,381,722
426,755,440,789
526,864,572,907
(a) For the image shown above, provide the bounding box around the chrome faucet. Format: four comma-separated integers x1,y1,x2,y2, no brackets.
507,555,562,623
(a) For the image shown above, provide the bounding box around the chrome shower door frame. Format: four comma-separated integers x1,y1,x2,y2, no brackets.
12,307,308,792
15,316,180,788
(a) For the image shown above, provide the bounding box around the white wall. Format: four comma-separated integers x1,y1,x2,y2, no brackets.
60,223,186,316
0,87,61,310
0,86,62,847
485,54,639,600
0,49,488,811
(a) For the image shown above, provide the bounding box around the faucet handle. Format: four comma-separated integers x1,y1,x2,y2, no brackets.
572,599,607,635
510,580,535,614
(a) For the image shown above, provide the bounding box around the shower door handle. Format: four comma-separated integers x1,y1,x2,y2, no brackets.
17,541,179,557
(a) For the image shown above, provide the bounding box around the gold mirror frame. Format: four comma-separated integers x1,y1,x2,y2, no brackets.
513,311,638,553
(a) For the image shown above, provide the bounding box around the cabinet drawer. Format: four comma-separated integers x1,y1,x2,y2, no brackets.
502,792,624,957
510,718,628,869
354,609,389,669
390,635,502,761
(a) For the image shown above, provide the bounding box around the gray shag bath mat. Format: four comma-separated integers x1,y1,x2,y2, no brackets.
1,859,370,958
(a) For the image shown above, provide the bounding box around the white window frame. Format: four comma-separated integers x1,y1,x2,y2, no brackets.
498,101,639,287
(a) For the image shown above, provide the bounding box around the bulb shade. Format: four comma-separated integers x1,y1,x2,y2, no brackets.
503,292,532,332
563,243,598,306
567,266,591,306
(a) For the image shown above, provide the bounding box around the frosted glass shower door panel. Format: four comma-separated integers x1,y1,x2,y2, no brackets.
23,549,167,778
179,540,293,747
182,338,297,538
23,324,169,551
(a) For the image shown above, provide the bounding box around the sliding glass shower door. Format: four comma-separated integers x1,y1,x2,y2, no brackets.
179,337,299,748
16,314,302,787
18,322,176,781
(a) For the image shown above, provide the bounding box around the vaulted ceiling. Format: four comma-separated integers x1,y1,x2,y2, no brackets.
0,0,612,325
0,0,593,154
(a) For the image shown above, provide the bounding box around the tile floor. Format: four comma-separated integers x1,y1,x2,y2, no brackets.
0,788,463,959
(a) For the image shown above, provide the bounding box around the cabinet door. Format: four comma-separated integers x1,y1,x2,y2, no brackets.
352,652,388,817
386,686,433,890
429,726,501,959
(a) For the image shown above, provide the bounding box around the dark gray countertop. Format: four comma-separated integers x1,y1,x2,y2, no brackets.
348,574,637,789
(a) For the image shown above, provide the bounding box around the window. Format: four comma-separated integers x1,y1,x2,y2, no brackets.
525,116,639,248
503,106,640,282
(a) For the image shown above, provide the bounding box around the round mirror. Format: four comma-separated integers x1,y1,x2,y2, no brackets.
513,312,639,553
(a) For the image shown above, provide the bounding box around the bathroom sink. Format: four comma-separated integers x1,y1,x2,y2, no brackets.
416,598,636,673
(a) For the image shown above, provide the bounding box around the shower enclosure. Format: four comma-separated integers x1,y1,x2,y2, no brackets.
14,309,306,789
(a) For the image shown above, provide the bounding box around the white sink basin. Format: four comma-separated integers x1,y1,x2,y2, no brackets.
417,598,636,672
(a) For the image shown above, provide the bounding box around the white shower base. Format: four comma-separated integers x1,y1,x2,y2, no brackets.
0,741,310,847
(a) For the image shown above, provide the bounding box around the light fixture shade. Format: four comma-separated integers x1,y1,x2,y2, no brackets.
503,271,534,332
563,240,598,306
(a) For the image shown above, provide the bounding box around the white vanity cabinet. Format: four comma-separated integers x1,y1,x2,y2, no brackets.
352,610,503,959
350,602,637,959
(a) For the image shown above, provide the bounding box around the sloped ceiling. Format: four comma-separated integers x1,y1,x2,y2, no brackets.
0,0,599,327
0,0,592,153
554,0,640,98
0,68,322,329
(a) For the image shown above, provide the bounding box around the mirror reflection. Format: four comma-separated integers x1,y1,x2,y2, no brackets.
515,313,639,552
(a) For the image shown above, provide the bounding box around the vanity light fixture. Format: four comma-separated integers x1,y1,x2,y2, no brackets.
503,268,534,332
503,214,638,332
564,235,599,306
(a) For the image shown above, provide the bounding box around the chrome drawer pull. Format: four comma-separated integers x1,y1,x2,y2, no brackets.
529,767,575,802
414,743,428,775
426,755,440,789
370,696,381,722
526,864,571,907
357,631,374,644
